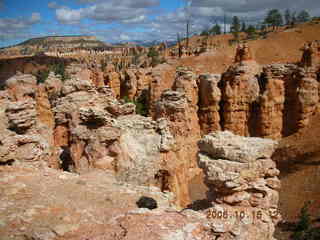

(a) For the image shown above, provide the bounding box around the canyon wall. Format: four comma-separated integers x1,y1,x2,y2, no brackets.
1,40,319,210
199,131,281,240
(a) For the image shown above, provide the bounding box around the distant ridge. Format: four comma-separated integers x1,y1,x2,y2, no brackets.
0,35,111,56
19,35,99,45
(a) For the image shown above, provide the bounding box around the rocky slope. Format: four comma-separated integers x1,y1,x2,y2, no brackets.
0,132,281,240
0,36,109,57
0,32,320,239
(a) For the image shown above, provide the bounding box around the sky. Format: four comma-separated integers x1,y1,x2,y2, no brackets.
0,0,319,48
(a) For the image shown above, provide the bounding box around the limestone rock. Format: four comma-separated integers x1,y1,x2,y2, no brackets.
5,73,37,100
44,72,63,100
220,46,261,136
199,131,281,240
199,131,277,163
155,67,201,207
6,99,37,134
198,74,222,134
114,115,171,185
257,64,295,139
295,67,319,129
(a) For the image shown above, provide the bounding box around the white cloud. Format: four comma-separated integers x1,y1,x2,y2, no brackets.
119,34,130,41
190,0,320,16
0,13,41,42
55,0,158,24
31,13,41,23
56,8,83,24
48,2,62,9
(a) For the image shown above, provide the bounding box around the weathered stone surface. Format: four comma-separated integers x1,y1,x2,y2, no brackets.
122,68,138,99
6,99,37,134
198,131,277,163
1,166,197,240
220,53,261,136
198,74,222,134
257,64,294,139
113,115,174,185
5,73,37,100
295,67,319,129
198,131,281,240
300,40,320,68
44,72,63,100
155,67,201,207
104,63,121,98
173,67,199,106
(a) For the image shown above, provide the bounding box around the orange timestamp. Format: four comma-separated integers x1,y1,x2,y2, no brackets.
206,208,281,220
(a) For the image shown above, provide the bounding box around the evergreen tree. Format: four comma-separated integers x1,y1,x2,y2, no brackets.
264,9,283,30
285,9,291,25
241,21,247,32
246,25,257,40
200,30,209,36
290,201,320,240
231,16,241,42
295,202,311,233
291,11,297,26
210,24,222,35
297,10,311,23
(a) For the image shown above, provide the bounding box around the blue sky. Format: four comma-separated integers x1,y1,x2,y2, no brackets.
0,0,319,48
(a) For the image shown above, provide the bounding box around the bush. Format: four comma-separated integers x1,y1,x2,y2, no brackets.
50,62,70,81
291,201,320,240
123,92,148,117
246,25,258,40
148,47,163,67
36,69,50,84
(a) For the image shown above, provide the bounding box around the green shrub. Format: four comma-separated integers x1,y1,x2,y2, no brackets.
122,93,148,117
50,62,70,81
148,47,163,67
36,69,50,84
291,201,320,240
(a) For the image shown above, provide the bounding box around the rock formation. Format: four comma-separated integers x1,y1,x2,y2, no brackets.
198,74,222,135
198,131,281,240
0,73,56,167
220,52,260,136
0,69,179,197
257,64,294,139
300,40,320,68
295,67,319,129
103,63,121,98
155,67,201,206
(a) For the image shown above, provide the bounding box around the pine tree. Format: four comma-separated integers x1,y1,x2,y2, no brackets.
285,9,291,25
246,25,257,40
291,11,297,26
297,10,311,23
200,30,209,36
264,9,283,30
241,22,247,32
231,16,241,42
210,24,221,35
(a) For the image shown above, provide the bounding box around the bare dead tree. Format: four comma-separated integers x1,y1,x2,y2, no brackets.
224,12,227,34
177,33,182,58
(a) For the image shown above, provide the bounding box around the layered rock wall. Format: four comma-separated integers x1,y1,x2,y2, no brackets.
220,59,260,136
155,67,201,206
199,131,281,240
198,74,221,135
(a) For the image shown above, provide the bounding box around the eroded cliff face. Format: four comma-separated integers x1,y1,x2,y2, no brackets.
199,131,281,240
0,66,185,205
220,58,261,137
1,40,320,240
257,64,295,139
198,74,221,135
195,42,320,140
0,73,57,168
154,67,202,207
